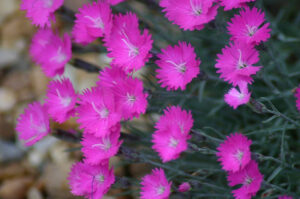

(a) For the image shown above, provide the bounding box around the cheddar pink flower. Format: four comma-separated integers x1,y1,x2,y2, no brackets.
224,82,251,109
294,85,300,112
105,13,153,73
160,0,219,30
102,0,125,5
228,7,271,45
215,42,261,86
77,87,121,137
81,124,122,165
216,133,252,173
140,168,172,199
16,102,50,146
227,160,263,199
72,1,113,45
45,78,77,123
220,0,255,11
68,161,115,199
20,0,63,27
178,182,191,192
156,42,200,90
278,196,293,199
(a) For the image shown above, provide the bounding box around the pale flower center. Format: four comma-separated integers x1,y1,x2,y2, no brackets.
169,137,179,148
127,93,136,104
244,175,253,185
121,30,139,57
190,0,202,16
51,47,67,63
246,25,258,37
91,102,109,119
42,0,53,8
92,137,111,151
84,16,104,29
234,150,244,163
157,185,166,195
166,60,187,73
56,89,72,107
237,49,247,69
96,173,105,183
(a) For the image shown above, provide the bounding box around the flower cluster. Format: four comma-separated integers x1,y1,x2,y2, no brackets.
217,133,263,199
152,106,193,162
215,6,271,109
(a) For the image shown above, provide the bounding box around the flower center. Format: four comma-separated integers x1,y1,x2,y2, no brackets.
244,176,253,185
92,137,111,151
169,137,179,148
234,150,244,163
166,60,187,73
246,25,257,37
42,0,53,8
237,49,247,69
190,0,202,16
29,114,47,134
127,93,136,104
91,102,109,119
96,173,105,184
157,185,166,195
121,30,139,57
51,47,67,63
84,16,104,29
56,89,72,107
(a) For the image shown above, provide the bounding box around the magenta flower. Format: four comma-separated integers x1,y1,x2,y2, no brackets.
20,0,63,27
30,29,72,77
228,7,271,45
81,124,123,165
155,106,194,136
227,160,263,199
156,41,200,90
114,77,148,120
105,13,153,73
140,168,172,199
278,196,293,199
45,78,77,123
77,87,121,137
294,85,300,112
224,82,251,109
217,133,252,173
215,42,261,86
152,126,189,162
16,102,50,146
72,1,113,45
68,161,115,199
102,0,125,5
220,0,255,11
178,182,191,192
97,65,128,89
159,0,219,30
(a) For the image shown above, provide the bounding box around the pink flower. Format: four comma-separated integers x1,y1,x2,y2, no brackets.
156,41,200,90
227,160,263,199
178,182,191,192
81,124,123,165
140,168,172,199
77,87,121,137
228,7,271,45
224,82,251,109
97,65,128,89
155,106,194,136
72,1,113,45
113,77,148,120
45,78,77,123
294,85,300,112
159,0,219,30
20,0,63,27
152,126,189,162
216,133,252,173
105,13,153,73
16,102,50,146
68,161,115,199
215,41,261,86
30,29,72,77
219,0,255,11
278,196,293,199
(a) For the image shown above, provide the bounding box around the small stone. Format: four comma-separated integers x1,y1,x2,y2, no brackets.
0,87,16,112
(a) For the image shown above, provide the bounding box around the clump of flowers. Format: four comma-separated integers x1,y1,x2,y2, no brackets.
105,12,153,73
30,28,72,77
156,41,201,90
15,102,50,146
160,0,219,30
68,161,115,199
140,168,172,199
20,0,64,27
227,7,271,45
72,1,113,45
152,106,193,162
45,78,77,123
